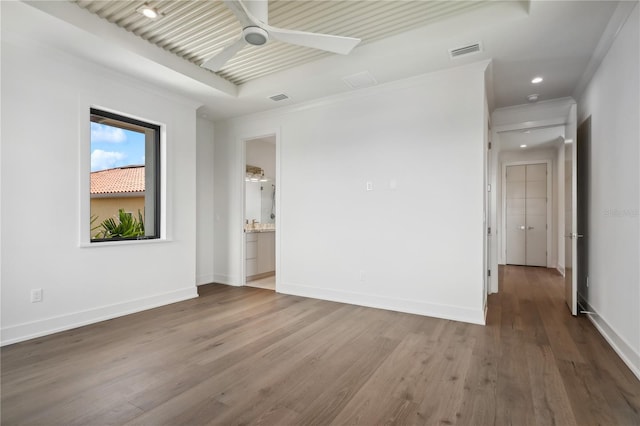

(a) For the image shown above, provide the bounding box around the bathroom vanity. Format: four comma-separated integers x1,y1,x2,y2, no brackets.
245,230,275,281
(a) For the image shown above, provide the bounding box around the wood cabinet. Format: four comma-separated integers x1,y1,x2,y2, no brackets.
246,233,258,277
246,231,275,279
257,231,275,273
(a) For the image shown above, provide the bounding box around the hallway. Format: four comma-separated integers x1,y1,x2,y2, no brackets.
490,265,640,425
1,266,639,425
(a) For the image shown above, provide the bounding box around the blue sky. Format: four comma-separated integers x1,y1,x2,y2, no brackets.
90,122,145,171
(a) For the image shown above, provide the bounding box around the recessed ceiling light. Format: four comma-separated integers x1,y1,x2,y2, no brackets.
343,71,377,89
137,5,160,19
531,76,543,84
527,94,539,103
523,130,531,134
520,144,527,148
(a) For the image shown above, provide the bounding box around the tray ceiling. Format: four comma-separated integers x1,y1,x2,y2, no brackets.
73,0,491,85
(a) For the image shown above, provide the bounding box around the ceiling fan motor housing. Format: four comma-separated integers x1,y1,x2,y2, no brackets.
243,26,269,46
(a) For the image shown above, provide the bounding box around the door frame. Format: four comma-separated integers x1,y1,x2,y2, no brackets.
501,159,552,267
239,130,280,288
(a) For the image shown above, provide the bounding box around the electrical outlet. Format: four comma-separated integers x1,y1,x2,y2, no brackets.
30,288,43,303
366,181,373,191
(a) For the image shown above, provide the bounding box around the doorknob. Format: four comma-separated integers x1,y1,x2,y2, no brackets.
527,226,534,230
567,233,585,239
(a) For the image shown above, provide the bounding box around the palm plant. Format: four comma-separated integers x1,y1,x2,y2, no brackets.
94,209,145,239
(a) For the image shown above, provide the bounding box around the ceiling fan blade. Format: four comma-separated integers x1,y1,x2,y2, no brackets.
266,25,361,55
224,0,262,27
201,38,246,72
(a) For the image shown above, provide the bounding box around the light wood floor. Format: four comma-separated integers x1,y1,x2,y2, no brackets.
2,266,639,425
246,274,276,291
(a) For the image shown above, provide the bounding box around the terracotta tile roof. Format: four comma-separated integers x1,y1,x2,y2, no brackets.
91,165,145,194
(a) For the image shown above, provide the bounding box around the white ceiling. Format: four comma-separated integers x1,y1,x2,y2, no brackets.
248,136,276,145
499,125,566,152
5,1,624,120
72,0,492,85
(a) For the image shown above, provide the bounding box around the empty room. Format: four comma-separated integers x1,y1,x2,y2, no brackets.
1,0,639,424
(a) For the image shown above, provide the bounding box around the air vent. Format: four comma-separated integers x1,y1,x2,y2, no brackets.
448,42,482,59
269,94,289,102
343,71,378,89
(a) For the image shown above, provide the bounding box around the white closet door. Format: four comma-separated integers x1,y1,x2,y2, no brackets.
506,165,526,265
505,163,547,266
525,164,547,266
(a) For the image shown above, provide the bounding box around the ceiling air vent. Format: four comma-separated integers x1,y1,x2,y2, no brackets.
269,93,289,102
448,42,482,59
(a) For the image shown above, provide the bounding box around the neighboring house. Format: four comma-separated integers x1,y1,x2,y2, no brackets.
90,165,145,237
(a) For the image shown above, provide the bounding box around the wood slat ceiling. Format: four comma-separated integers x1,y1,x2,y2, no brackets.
73,0,491,85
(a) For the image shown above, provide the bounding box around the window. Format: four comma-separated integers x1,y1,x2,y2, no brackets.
89,108,160,242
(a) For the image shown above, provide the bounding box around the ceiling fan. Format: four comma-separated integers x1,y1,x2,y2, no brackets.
201,0,361,72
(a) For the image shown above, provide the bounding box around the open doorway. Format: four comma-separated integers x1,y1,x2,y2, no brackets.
244,135,277,290
497,126,562,271
489,100,578,315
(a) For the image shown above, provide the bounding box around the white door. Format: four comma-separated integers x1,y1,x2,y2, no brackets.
505,164,547,266
564,108,586,316
525,164,547,266
564,138,577,315
506,165,526,265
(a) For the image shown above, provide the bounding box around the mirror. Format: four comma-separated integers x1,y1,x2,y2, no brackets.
245,136,276,226
245,175,275,224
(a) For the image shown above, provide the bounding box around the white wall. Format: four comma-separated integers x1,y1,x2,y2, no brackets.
214,61,489,324
196,116,215,285
577,3,639,378
212,123,240,285
1,8,200,344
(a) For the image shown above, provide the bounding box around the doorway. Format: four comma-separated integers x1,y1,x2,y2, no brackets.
505,162,549,266
491,100,577,296
244,135,277,290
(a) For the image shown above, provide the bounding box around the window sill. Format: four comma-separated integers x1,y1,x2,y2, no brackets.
79,238,171,248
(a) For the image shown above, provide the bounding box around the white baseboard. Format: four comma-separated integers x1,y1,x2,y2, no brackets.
278,282,485,325
583,303,640,381
196,273,215,286
1,287,198,346
213,273,241,286
556,264,566,277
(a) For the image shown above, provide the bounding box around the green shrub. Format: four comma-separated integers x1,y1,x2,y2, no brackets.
94,209,145,239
